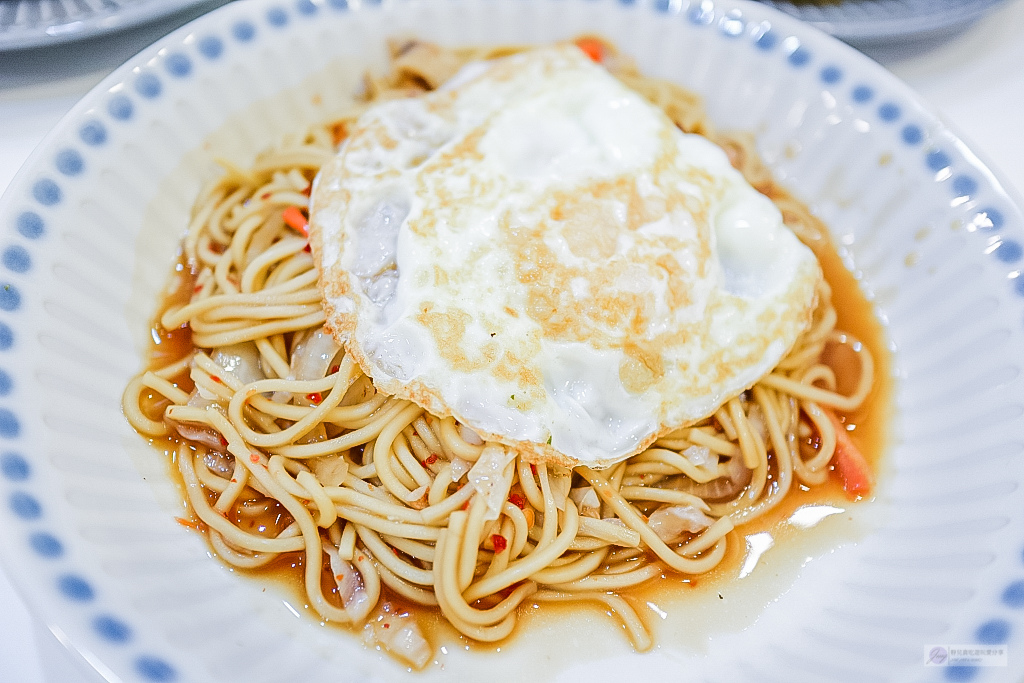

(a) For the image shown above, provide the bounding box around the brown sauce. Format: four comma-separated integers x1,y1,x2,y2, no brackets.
137,209,892,668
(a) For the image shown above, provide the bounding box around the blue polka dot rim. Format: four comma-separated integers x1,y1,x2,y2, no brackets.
57,574,95,602
94,615,133,643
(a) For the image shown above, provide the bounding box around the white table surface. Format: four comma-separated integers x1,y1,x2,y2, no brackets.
2,1,1024,680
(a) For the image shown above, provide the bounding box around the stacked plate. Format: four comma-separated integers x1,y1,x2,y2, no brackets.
761,0,1008,44
0,0,222,50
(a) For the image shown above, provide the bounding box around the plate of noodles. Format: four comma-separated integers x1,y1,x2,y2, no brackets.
1,0,1023,681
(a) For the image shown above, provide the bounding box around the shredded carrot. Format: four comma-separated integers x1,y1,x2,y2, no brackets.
331,120,350,146
574,37,605,63
175,517,207,532
823,408,874,499
282,205,309,237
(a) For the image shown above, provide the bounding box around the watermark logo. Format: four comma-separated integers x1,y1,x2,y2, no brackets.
924,645,1007,667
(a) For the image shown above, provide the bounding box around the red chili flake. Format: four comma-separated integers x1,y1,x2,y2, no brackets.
357,554,365,562
529,463,537,476
249,453,260,464
392,547,400,556
230,478,237,483
329,364,340,374
303,243,311,253
423,454,439,466
193,284,203,293
219,435,228,447
509,493,526,510
210,375,222,384
461,500,470,511
301,184,312,197
491,534,508,553
383,623,390,629
307,392,323,404
261,192,272,200
335,574,344,581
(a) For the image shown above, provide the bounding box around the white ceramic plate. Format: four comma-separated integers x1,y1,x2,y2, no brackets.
757,0,1008,45
1,0,1024,681
0,0,224,51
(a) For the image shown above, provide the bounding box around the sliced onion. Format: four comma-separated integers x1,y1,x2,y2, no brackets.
449,457,471,482
381,623,431,669
172,414,226,452
459,425,483,445
290,327,342,381
674,453,752,502
171,389,228,449
568,486,601,518
311,456,349,488
212,342,265,385
747,404,768,444
325,543,364,607
370,606,431,669
203,450,234,476
467,444,515,521
648,505,715,543
682,445,714,468
186,390,218,410
548,466,572,511
403,484,429,510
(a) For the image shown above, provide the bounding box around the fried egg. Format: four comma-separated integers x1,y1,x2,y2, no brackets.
310,45,821,468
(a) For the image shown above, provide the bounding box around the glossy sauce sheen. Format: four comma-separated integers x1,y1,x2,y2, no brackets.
141,196,891,665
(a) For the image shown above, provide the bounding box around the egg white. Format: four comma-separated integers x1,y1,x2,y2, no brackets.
310,45,821,468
